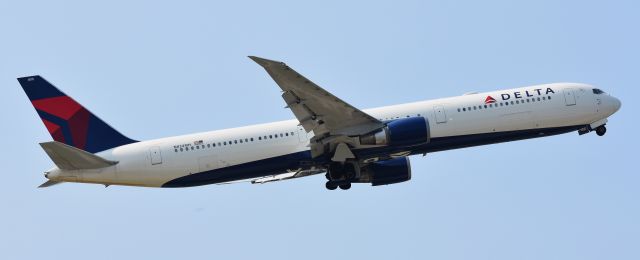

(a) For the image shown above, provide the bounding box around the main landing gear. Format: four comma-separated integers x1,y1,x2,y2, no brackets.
324,181,351,190
325,162,355,190
595,125,607,136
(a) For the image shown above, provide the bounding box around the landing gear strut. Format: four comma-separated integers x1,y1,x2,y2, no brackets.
595,125,607,136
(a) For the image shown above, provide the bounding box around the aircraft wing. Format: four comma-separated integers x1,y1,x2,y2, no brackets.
214,169,325,185
249,56,384,138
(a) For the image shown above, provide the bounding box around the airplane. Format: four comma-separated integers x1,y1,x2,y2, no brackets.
18,56,621,190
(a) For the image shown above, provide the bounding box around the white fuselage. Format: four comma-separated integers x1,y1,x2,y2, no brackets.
46,83,621,187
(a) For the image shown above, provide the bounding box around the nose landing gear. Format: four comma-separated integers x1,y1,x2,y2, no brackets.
595,125,607,136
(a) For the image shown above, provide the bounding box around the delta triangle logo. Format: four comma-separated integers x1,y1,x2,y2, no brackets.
485,96,496,104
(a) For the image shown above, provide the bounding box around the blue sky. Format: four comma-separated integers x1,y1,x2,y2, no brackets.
1,1,638,259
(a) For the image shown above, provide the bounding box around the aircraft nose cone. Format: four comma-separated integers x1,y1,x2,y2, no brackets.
612,97,621,112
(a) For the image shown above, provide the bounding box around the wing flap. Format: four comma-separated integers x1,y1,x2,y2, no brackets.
251,169,325,184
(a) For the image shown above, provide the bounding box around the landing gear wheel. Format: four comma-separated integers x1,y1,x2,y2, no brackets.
596,125,607,136
325,181,337,190
339,183,352,190
328,162,345,180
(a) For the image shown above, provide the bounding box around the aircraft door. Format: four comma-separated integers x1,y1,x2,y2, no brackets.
434,105,447,123
297,127,307,143
563,88,576,106
297,127,314,143
149,146,162,165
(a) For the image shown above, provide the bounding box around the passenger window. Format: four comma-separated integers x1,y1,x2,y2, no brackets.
259,137,262,140
180,148,183,151
207,144,210,148
224,142,227,145
234,140,238,144
174,149,178,152
218,142,221,146
537,97,541,101
285,133,289,136
240,139,243,143
269,135,273,139
462,108,466,111
484,105,487,108
191,147,194,150
548,96,551,100
280,133,283,137
457,108,461,112
251,138,254,141
213,143,216,147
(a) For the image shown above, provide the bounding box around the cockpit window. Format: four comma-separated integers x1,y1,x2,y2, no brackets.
593,88,606,94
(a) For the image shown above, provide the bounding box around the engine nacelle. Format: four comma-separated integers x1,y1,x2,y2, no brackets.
357,157,412,186
359,117,429,146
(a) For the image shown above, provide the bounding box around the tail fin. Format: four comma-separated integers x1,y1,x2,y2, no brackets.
18,75,137,153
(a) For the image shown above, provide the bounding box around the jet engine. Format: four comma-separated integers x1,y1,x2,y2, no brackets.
357,157,412,186
359,117,429,146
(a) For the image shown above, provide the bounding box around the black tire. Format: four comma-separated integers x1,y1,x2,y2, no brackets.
339,183,352,190
596,126,607,136
328,162,345,180
325,181,337,190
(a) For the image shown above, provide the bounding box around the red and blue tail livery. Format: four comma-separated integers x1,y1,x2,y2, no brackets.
18,76,137,153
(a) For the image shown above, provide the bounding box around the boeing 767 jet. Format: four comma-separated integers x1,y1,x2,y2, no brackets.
18,57,621,190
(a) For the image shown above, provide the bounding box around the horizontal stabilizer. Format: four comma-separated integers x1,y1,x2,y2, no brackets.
40,141,118,170
38,180,63,188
